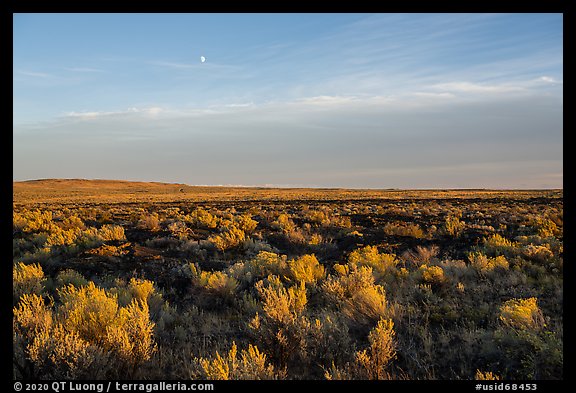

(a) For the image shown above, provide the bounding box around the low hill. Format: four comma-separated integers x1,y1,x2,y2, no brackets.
13,178,562,206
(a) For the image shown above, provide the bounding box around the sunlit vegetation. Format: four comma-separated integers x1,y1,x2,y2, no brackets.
12,181,563,380
443,210,465,237
475,370,501,380
325,317,397,380
468,252,509,275
196,342,282,380
499,298,545,331
287,254,325,284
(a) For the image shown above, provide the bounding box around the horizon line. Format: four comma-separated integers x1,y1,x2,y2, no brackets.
12,178,563,192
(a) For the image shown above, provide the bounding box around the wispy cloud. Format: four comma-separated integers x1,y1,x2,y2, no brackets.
16,70,53,78
295,95,361,106
246,13,562,103
149,60,241,72
430,81,525,94
224,102,254,108
64,67,105,73
538,76,562,84
411,92,456,99
64,106,165,119
148,61,198,69
148,60,252,82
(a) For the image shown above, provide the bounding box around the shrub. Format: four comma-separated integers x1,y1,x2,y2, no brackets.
483,234,516,257
273,213,296,233
107,278,165,319
13,293,56,378
26,323,107,379
13,293,53,341
303,208,330,226
419,264,446,286
284,228,307,244
255,276,307,325
209,225,246,252
530,217,559,238
241,238,276,257
45,227,83,247
13,211,29,232
355,318,397,380
475,370,500,380
350,284,388,324
59,215,86,231
401,245,439,267
14,209,55,233
383,222,425,238
522,244,554,263
105,299,156,367
307,312,353,369
230,251,288,282
499,297,545,331
234,214,258,233
333,215,352,228
58,282,120,343
127,278,155,303
287,254,325,284
271,213,307,245
85,243,130,257
56,281,156,374
55,269,89,289
467,252,509,274
115,278,153,304
303,207,351,228
322,265,388,324
324,361,351,380
456,282,465,293
250,276,310,366
98,224,126,241
13,262,45,303
197,342,281,380
325,318,396,380
186,208,219,229
348,246,397,279
11,193,563,380
137,213,161,232
190,265,239,299
493,327,562,379
309,233,323,245
444,211,465,237
167,221,190,240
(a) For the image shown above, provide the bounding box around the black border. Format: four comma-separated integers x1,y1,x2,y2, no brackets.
8,0,569,13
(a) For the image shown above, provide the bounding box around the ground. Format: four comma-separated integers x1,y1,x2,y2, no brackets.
12,180,563,380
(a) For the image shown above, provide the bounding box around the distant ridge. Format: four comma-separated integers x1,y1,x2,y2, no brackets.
17,178,188,186
13,178,562,206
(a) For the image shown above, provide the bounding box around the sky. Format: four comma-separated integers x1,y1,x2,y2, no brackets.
13,13,563,188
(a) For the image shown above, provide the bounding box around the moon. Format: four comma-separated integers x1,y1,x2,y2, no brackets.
200,56,206,63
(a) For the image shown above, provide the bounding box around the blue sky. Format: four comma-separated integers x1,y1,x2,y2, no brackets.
13,13,563,188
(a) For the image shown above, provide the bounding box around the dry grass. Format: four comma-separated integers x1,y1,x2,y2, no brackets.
13,179,561,207
12,179,563,380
